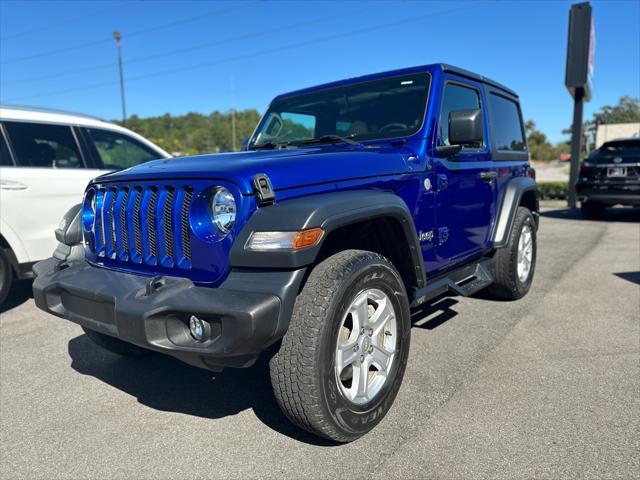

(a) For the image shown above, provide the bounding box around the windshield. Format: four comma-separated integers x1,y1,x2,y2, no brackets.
250,73,430,148
588,140,640,164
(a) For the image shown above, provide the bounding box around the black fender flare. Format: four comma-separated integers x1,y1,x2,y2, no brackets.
492,177,538,248
230,190,426,288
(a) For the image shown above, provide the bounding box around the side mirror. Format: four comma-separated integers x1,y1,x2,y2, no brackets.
449,109,483,145
436,109,484,158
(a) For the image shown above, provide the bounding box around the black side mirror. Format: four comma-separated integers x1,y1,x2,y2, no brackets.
436,108,484,157
449,109,483,145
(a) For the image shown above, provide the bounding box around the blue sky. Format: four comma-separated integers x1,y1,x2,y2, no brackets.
1,0,638,143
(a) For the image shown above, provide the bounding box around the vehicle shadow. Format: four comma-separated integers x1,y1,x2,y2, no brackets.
66,295,464,444
541,207,640,222
411,296,459,329
614,271,640,286
67,334,338,446
0,279,33,314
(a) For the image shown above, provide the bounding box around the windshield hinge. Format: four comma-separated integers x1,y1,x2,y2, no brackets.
252,173,276,206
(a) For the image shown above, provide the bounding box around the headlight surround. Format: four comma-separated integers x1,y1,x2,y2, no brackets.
210,187,236,233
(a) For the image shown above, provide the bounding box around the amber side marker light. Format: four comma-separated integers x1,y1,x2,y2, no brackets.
246,227,324,251
293,227,324,250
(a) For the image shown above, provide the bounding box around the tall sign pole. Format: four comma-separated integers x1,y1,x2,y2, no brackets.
113,31,127,125
565,2,595,208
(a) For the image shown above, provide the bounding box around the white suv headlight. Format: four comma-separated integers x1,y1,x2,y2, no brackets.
210,187,236,233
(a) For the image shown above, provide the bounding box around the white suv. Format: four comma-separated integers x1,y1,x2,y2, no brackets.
0,105,171,304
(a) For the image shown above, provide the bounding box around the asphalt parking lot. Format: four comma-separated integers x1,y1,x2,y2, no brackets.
1,206,639,479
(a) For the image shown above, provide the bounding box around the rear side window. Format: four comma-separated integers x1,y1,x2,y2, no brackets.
439,83,482,148
0,129,13,166
4,122,83,168
87,129,161,170
489,94,526,151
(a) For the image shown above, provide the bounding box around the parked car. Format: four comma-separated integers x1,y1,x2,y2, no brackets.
0,105,170,304
576,138,640,217
33,64,538,442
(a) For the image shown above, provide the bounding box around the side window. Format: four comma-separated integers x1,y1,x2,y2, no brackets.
439,83,482,148
86,129,161,170
4,122,83,168
0,129,13,166
489,94,526,151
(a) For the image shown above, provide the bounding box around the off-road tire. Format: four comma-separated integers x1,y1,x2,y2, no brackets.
82,327,151,357
270,250,411,442
0,249,13,306
581,201,606,218
488,206,536,300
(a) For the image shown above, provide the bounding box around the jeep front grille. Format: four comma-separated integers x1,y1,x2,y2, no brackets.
91,184,194,269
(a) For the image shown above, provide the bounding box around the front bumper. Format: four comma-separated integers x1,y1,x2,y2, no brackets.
33,258,305,371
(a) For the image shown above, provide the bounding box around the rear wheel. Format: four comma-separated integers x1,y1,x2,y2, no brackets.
82,327,151,357
488,206,536,300
0,249,13,306
581,201,606,218
270,250,411,442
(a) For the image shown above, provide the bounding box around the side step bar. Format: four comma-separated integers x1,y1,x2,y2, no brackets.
411,257,494,308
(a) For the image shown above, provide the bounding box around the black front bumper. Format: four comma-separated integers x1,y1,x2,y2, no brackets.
33,258,305,371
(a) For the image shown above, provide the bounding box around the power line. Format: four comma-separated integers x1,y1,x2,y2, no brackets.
0,1,135,41
0,2,254,65
1,6,365,86
3,2,489,104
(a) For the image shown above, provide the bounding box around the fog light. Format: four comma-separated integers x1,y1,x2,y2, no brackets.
189,315,209,342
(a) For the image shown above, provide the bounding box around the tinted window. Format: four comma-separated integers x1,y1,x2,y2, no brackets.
87,129,160,170
490,94,526,151
439,83,482,148
0,130,13,166
4,122,83,168
588,140,640,164
251,73,430,147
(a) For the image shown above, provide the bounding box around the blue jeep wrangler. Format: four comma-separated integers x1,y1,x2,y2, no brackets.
33,63,538,442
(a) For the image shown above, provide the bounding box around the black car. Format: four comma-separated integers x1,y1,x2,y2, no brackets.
576,138,640,217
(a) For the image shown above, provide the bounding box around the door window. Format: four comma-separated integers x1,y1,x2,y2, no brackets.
489,94,526,151
0,129,13,166
87,129,161,170
439,83,482,148
4,121,83,168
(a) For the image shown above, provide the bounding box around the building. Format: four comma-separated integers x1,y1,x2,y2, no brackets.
596,122,640,148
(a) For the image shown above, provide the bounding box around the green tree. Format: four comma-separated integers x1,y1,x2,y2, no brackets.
116,109,262,155
525,120,560,162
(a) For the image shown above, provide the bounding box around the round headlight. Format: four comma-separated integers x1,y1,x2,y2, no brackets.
210,187,236,233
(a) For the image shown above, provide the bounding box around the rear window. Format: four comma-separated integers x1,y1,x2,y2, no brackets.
588,141,640,164
86,128,161,170
4,121,83,168
489,94,526,151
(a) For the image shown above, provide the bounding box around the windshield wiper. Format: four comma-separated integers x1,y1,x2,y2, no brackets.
302,134,362,147
249,141,291,150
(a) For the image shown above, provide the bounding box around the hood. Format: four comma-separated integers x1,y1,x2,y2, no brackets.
99,146,410,194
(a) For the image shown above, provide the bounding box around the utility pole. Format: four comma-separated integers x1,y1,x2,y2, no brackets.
568,87,584,208
231,108,237,151
564,2,594,209
113,31,127,125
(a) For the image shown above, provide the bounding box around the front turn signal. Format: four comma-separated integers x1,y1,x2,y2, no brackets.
293,227,324,250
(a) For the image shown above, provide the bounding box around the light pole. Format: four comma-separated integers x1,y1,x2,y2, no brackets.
113,31,127,125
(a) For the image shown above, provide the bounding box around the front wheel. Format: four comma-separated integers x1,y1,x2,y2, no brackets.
270,250,411,442
0,248,13,306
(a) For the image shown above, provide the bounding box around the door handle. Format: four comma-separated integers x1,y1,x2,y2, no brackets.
479,171,498,181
